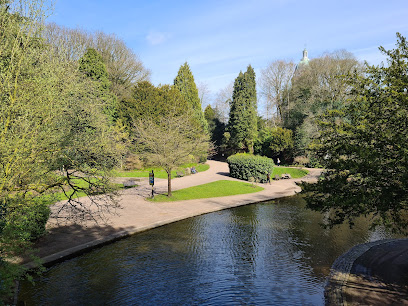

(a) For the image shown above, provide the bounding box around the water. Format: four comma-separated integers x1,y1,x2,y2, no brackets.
18,195,397,305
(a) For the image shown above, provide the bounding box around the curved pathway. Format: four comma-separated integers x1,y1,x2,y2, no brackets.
22,160,321,267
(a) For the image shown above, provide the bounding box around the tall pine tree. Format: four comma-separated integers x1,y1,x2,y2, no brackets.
174,62,208,132
79,48,111,90
79,48,117,121
228,65,258,153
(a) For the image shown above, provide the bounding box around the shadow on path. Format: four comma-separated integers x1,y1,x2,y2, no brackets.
21,223,135,266
216,172,230,177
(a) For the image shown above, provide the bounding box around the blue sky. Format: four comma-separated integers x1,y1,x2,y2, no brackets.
48,0,408,100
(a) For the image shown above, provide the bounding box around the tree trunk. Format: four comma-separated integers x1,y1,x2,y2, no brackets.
167,169,172,197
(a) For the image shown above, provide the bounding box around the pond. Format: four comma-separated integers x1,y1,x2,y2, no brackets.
18,195,397,305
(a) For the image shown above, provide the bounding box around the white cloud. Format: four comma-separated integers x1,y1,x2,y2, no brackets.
146,30,170,45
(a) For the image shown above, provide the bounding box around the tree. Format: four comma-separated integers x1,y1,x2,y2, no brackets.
117,81,188,129
0,1,124,299
300,33,408,234
79,48,110,88
228,65,258,153
259,60,295,125
214,81,233,124
174,62,208,132
255,127,294,160
93,31,151,99
197,81,211,109
134,113,210,197
284,50,362,159
44,23,151,99
204,105,225,149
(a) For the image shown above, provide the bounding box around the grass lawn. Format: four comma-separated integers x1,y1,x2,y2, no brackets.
149,180,264,202
272,167,308,178
113,163,210,179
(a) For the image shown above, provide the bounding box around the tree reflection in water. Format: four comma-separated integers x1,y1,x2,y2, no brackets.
19,195,398,305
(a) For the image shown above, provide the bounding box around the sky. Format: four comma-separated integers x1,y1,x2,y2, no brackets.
47,0,408,103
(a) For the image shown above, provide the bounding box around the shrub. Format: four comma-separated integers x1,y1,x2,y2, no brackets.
293,156,310,167
227,153,274,183
124,154,144,170
3,197,51,242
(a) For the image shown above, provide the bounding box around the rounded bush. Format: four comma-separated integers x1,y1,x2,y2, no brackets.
227,153,274,183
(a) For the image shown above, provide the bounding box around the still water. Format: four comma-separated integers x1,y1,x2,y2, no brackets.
19,195,396,305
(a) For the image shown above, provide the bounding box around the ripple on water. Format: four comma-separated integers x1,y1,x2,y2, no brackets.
18,195,399,305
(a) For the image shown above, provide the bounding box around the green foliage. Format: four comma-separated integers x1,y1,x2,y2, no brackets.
117,81,189,128
301,33,408,233
0,1,125,300
149,180,264,202
79,48,110,89
228,65,258,153
204,105,225,148
227,153,274,183
284,50,362,158
174,62,208,132
255,126,294,159
78,47,119,123
1,197,50,243
134,113,210,196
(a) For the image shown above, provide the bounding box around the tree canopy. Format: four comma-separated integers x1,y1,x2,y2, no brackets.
228,65,258,153
301,33,408,234
0,1,125,299
174,62,208,132
134,113,210,197
117,81,189,129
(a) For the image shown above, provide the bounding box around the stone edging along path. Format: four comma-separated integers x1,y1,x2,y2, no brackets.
325,238,408,305
324,239,395,305
22,160,321,269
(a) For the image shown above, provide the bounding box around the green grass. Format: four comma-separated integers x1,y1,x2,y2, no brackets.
113,163,210,179
272,167,308,178
150,180,264,202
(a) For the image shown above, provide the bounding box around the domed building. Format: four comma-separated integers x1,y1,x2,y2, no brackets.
295,48,310,73
299,48,310,65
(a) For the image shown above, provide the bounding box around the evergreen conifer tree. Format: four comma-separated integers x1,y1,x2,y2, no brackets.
79,48,111,90
228,65,258,153
79,48,117,121
174,62,208,132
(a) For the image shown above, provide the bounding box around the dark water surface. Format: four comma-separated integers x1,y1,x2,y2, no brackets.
18,195,396,305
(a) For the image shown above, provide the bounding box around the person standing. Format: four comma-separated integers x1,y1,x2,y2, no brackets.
277,158,280,167
267,172,271,184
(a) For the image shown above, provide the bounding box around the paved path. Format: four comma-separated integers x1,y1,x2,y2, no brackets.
22,160,321,267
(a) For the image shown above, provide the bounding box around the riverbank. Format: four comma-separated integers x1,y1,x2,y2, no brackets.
21,160,321,268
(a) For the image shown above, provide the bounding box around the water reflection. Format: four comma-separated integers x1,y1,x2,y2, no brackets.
19,195,398,305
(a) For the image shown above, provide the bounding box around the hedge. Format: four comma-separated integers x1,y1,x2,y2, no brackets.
227,153,274,183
